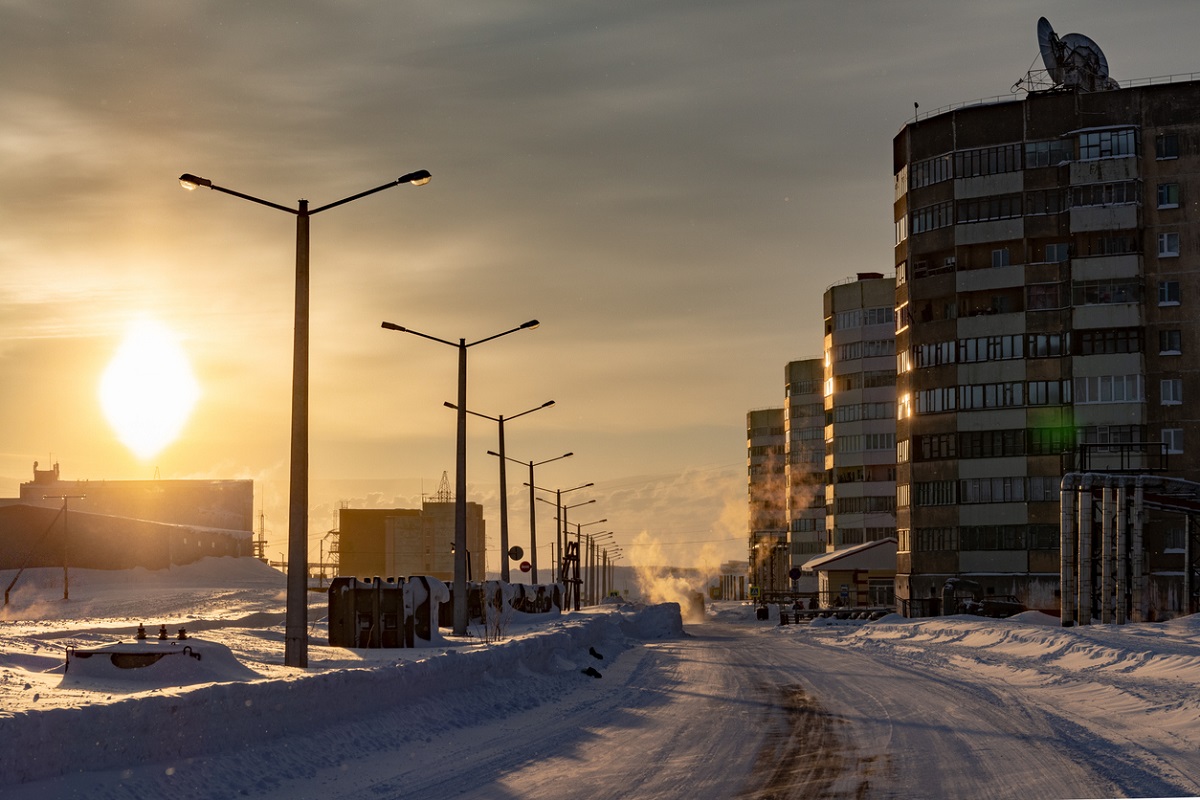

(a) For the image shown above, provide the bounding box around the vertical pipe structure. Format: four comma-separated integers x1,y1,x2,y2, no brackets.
1116,483,1128,625
1078,475,1094,625
1060,475,1078,626
1132,477,1146,622
1101,480,1115,624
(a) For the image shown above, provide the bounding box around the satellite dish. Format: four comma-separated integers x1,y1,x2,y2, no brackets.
1035,17,1118,92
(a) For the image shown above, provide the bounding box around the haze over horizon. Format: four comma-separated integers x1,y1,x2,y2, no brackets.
3,1,1199,570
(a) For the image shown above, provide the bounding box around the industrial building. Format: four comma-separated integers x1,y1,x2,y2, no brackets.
0,462,254,570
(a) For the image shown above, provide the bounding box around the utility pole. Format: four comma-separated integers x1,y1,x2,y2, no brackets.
43,494,85,600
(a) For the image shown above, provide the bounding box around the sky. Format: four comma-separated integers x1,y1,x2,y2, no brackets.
4,1,1200,571
4,561,1200,797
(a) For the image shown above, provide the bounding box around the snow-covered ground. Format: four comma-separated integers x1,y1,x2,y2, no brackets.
3,557,1200,799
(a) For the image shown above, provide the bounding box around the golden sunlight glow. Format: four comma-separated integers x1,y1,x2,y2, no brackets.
100,319,200,460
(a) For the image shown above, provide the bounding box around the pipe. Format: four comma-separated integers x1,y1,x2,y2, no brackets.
1131,477,1144,621
1101,479,1115,624
1078,474,1094,625
1060,473,1079,626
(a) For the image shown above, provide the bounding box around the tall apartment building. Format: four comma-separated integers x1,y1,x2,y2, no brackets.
892,68,1200,615
747,407,788,593
785,359,827,565
823,275,899,551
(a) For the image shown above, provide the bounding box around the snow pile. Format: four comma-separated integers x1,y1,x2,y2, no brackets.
0,560,683,788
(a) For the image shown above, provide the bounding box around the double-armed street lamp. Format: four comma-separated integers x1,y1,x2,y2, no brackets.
488,450,572,584
179,169,431,668
446,400,555,582
529,483,593,582
381,319,540,636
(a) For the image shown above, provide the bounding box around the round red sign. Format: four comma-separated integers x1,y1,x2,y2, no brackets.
519,561,532,573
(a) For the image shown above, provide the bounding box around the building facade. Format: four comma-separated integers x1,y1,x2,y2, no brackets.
747,407,788,594
785,359,827,568
893,79,1200,616
823,275,899,551
337,500,486,583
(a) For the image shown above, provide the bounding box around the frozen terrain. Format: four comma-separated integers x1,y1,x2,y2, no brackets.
2,557,1200,799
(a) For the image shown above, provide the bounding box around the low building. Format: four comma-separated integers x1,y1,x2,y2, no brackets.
337,499,486,583
802,537,898,608
0,462,254,570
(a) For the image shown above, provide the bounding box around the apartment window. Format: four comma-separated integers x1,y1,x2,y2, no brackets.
1072,279,1140,305
1028,380,1071,405
959,381,1024,410
916,387,956,413
914,481,957,506
992,248,1011,268
1158,183,1180,208
1078,328,1139,355
1159,232,1180,257
1028,332,1070,357
1156,133,1180,160
1028,426,1074,456
1046,242,1070,262
897,438,910,463
1074,375,1144,404
1071,181,1139,207
957,194,1023,224
1160,329,1182,354
1026,188,1067,216
1163,428,1184,454
910,153,953,188
1159,280,1181,306
917,432,956,461
955,143,1022,178
960,477,1025,504
914,527,958,552
1162,378,1183,405
1078,425,1144,450
959,429,1025,459
1027,283,1065,311
959,334,1022,363
911,201,954,234
1078,128,1136,160
1025,139,1073,168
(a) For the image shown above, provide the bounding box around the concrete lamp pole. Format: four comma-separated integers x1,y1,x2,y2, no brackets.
529,482,593,583
179,169,430,668
489,450,572,584
447,400,555,582
381,319,540,635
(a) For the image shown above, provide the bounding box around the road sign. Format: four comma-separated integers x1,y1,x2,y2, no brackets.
519,561,532,573
508,546,524,561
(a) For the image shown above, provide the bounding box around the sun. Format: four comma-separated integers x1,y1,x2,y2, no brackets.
99,319,201,461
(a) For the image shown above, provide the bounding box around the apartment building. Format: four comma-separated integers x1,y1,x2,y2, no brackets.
893,76,1200,616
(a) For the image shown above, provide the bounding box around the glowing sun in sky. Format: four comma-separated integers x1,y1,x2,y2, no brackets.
99,319,200,460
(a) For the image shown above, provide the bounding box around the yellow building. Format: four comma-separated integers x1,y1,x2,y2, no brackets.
337,501,486,582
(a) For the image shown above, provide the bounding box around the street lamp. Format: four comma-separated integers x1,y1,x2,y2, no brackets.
575,523,609,606
381,319,540,635
488,449,572,584
529,482,593,582
180,168,430,668
446,399,554,583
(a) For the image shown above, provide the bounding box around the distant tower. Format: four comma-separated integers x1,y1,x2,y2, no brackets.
434,470,453,503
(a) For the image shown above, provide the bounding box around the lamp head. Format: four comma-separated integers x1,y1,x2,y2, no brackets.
179,173,212,191
520,319,540,330
381,321,406,332
401,169,432,186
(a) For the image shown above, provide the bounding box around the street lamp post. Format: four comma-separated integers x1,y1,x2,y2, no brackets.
180,169,430,668
381,319,539,636
575,525,610,605
587,531,614,604
529,482,593,582
448,400,554,582
489,450,572,584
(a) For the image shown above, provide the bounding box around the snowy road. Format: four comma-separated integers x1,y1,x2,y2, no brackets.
7,562,1200,800
226,615,1194,799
